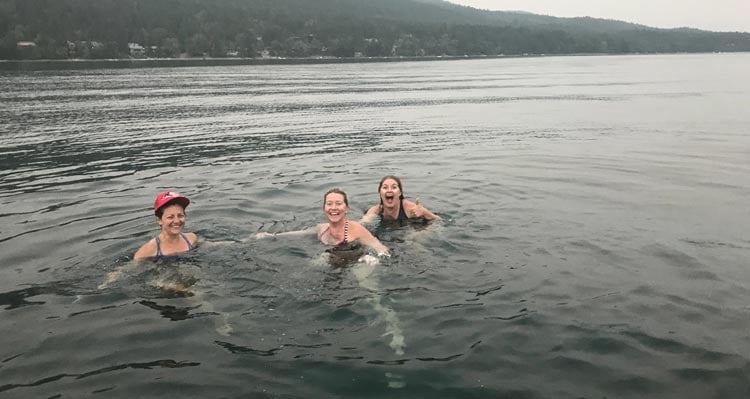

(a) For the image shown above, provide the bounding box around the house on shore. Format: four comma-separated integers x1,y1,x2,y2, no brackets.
17,41,38,58
128,43,146,58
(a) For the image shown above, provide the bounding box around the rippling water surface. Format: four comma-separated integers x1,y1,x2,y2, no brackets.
1,54,749,398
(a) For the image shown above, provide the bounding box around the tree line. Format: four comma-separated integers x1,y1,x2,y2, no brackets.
2,0,749,60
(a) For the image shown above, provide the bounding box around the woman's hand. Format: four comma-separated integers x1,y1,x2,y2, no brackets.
408,198,440,220
359,254,380,266
409,198,424,218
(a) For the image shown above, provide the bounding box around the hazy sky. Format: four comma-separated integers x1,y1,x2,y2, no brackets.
448,0,750,33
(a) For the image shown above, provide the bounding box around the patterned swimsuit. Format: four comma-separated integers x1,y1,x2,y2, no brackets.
319,221,358,251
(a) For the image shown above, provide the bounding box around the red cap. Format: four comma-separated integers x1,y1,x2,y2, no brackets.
153,191,190,214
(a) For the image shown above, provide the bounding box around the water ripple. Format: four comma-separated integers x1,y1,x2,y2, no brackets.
0,359,199,394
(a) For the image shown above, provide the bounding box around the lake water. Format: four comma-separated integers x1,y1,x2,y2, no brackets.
1,53,749,398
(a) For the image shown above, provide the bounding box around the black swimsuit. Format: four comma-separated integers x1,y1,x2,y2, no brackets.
379,198,409,221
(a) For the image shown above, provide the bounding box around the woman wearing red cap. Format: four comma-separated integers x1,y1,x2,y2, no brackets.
99,190,199,290
133,191,198,260
100,191,233,334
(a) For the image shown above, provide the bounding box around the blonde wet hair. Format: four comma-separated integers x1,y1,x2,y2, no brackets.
323,187,349,206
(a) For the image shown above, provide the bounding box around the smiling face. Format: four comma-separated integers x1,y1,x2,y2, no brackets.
379,177,402,208
156,203,186,235
323,192,349,223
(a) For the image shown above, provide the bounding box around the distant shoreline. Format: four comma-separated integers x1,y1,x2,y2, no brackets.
0,52,743,71
0,54,518,71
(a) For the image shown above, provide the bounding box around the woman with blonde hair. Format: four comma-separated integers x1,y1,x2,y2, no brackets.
257,187,389,259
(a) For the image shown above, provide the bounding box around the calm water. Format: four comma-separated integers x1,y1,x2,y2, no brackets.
1,53,749,398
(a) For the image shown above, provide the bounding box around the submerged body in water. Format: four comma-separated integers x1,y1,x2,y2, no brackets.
6,54,748,397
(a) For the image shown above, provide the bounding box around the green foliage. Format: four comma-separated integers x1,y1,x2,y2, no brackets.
1,0,749,59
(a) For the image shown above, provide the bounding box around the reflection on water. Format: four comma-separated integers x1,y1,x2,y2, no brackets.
1,54,750,398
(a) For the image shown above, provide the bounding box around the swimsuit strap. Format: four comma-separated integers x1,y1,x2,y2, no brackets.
397,198,408,220
155,236,163,257
319,222,348,246
379,199,408,220
318,224,329,242
180,232,194,250
155,234,193,258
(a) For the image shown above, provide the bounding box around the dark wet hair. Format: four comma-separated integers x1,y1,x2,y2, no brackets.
155,200,187,218
378,175,405,204
323,187,349,206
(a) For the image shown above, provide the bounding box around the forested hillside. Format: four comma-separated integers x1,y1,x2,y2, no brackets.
2,0,749,59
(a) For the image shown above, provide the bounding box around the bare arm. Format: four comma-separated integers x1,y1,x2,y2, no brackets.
133,239,157,261
349,221,389,256
254,224,320,239
191,231,244,247
360,204,381,224
200,239,235,247
99,258,147,289
404,198,440,221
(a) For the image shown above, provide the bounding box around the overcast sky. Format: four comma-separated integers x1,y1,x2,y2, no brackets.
448,0,750,33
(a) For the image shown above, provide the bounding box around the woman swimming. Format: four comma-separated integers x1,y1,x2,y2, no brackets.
362,175,440,223
257,188,389,258
100,191,200,290
133,191,198,261
99,190,232,335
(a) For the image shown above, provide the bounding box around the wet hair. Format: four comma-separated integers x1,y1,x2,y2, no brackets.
378,175,405,204
155,200,187,218
323,187,349,206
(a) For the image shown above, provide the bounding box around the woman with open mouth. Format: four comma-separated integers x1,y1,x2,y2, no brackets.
362,175,440,223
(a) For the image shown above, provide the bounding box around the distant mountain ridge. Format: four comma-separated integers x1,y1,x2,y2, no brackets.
2,0,749,60
410,0,662,30
405,0,747,34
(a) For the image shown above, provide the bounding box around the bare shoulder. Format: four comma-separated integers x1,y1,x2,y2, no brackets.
403,198,439,220
185,232,198,245
401,199,422,215
402,199,418,209
348,220,373,237
134,238,157,260
364,204,381,215
348,220,366,230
